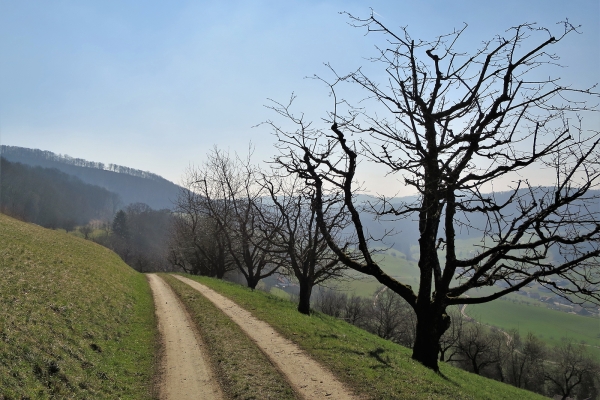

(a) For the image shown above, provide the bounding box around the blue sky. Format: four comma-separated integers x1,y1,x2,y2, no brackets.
1,0,598,195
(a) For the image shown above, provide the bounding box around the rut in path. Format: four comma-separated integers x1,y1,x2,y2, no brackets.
147,274,223,400
172,274,358,400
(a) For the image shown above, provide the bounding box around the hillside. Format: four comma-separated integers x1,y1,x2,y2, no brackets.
1,145,181,210
0,213,157,398
0,158,119,230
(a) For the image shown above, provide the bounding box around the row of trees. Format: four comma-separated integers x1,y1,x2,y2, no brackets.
91,203,173,272
168,148,352,314
313,287,600,399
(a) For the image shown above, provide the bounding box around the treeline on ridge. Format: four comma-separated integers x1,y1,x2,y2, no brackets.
1,145,165,181
1,145,181,210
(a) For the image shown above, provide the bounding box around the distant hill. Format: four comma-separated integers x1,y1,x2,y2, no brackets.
0,158,119,230
1,145,181,210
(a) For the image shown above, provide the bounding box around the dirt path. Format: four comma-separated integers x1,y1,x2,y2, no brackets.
173,275,358,400
147,274,223,400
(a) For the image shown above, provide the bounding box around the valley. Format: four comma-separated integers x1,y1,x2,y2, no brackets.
0,214,551,399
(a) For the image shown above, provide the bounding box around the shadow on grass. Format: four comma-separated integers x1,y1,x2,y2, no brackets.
368,347,392,369
318,333,340,339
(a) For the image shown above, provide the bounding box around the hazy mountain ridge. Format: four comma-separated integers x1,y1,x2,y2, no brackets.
353,188,600,257
1,145,181,210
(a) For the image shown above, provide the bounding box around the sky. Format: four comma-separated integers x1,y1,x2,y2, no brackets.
1,0,598,196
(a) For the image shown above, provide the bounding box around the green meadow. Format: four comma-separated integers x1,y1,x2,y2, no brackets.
0,214,157,399
466,297,600,359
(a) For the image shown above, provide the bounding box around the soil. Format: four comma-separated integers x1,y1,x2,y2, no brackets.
147,274,223,400
172,274,358,400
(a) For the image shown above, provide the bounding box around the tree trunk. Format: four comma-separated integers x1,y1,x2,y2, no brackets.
472,359,480,375
247,277,259,290
439,349,446,362
297,280,313,315
411,308,450,371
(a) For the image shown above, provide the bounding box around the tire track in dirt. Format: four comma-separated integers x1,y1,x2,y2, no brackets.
172,274,358,400
148,274,223,400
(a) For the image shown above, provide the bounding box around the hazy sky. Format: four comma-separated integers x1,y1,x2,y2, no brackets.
1,1,598,195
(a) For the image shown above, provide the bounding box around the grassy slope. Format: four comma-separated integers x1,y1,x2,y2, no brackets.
161,275,298,400
0,214,156,399
178,274,546,400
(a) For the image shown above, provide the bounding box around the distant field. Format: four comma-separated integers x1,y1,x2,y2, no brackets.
332,249,421,297
323,248,600,360
0,214,157,399
333,241,501,296
466,297,600,359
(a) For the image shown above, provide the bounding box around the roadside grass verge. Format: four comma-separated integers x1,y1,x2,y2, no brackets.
0,214,157,399
177,273,546,400
160,274,298,400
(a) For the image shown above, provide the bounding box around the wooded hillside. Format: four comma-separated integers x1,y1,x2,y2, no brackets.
1,146,181,210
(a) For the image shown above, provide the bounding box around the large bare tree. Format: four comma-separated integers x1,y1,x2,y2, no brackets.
544,340,600,400
269,13,600,371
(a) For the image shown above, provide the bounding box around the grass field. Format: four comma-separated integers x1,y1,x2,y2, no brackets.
332,249,421,297
332,241,490,296
465,297,600,359
178,273,547,400
0,214,157,399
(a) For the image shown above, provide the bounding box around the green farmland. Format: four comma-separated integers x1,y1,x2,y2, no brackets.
316,248,600,360
466,297,600,359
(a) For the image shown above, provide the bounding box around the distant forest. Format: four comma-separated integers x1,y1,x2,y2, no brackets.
0,158,119,230
1,145,181,210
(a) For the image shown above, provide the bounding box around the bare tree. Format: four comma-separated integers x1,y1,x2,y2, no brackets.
78,224,93,240
185,147,280,289
313,287,348,318
365,288,417,348
269,12,600,370
452,324,504,375
344,293,369,326
438,306,464,362
169,184,235,277
545,339,600,400
259,173,349,314
503,331,547,391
